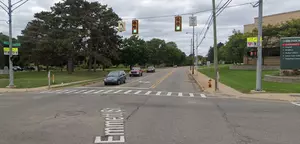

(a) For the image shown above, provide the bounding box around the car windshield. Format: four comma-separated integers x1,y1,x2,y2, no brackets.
148,66,154,69
107,72,119,77
132,67,140,70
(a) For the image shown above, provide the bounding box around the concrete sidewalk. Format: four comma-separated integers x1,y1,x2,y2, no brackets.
189,69,299,102
0,78,102,93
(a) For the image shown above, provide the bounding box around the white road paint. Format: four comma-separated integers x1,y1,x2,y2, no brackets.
167,92,172,96
145,91,152,95
83,90,96,94
94,90,105,94
103,90,113,94
178,93,183,97
189,93,194,97
95,108,125,143
200,94,207,98
65,90,77,93
74,90,86,94
134,90,142,94
124,90,132,94
291,102,300,107
113,90,123,93
156,91,162,95
58,90,69,93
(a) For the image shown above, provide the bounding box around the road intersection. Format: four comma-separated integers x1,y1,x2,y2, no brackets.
0,67,300,144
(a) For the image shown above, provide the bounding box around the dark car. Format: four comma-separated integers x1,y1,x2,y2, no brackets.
129,67,143,77
146,66,155,73
104,71,126,85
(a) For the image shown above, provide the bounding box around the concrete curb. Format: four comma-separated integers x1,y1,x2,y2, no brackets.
0,78,102,93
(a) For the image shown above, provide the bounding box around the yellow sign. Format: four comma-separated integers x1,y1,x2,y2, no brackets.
3,47,18,55
247,37,263,43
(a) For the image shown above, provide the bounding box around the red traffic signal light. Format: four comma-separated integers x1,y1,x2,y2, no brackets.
175,16,182,32
132,20,139,34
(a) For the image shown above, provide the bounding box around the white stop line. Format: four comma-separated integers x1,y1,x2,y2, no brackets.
291,101,300,107
95,108,125,143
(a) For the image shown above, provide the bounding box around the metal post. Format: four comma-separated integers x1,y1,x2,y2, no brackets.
190,38,192,70
212,0,218,91
256,0,263,91
48,71,51,89
192,15,195,75
7,0,14,88
195,33,199,71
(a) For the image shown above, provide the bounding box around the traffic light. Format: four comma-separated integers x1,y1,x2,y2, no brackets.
132,20,139,34
175,16,182,32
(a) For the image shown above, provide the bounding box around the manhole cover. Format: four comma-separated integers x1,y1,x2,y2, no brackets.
56,110,86,118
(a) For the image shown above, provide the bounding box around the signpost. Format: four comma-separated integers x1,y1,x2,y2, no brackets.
280,37,300,69
189,16,197,26
247,37,262,47
118,21,126,32
3,47,18,55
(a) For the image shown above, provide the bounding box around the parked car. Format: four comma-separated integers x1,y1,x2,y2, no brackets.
104,70,126,85
146,66,155,73
13,66,23,71
129,67,143,77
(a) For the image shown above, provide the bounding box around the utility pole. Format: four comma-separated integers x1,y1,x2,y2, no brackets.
192,14,195,74
212,0,218,91
0,0,29,88
256,0,263,91
195,33,199,71
190,38,192,70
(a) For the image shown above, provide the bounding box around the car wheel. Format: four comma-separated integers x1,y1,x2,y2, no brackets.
141,73,143,76
104,82,107,86
117,80,121,85
123,79,126,83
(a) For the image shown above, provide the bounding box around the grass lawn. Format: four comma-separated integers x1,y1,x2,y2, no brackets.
0,70,108,88
199,66,300,93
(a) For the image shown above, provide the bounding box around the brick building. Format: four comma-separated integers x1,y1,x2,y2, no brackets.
243,10,300,66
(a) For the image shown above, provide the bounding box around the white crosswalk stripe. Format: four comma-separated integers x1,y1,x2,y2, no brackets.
114,90,123,94
39,89,207,98
134,91,142,94
145,91,152,95
189,93,194,97
94,90,105,94
103,90,113,94
124,90,132,94
156,91,162,95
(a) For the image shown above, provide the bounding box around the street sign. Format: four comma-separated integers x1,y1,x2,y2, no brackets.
3,41,21,47
247,37,262,47
3,47,18,55
189,16,197,26
118,21,126,32
280,37,300,69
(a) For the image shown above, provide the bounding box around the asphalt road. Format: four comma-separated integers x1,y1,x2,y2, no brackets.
0,66,300,144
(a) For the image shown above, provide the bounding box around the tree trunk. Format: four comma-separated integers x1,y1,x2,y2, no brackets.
93,57,97,72
102,65,105,71
88,56,92,72
67,57,72,74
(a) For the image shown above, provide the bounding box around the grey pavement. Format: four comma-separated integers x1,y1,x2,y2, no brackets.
0,67,300,144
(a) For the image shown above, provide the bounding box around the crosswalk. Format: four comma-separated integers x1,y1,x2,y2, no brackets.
39,89,207,98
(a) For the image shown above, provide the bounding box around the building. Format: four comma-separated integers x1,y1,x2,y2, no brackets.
243,10,300,66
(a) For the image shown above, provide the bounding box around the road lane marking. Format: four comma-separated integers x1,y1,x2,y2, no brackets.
145,91,152,95
83,90,96,94
65,90,77,93
74,90,86,93
58,90,69,93
114,90,123,93
189,93,194,97
156,91,162,95
150,69,175,88
178,93,183,97
134,90,142,94
95,108,125,143
94,90,105,94
200,94,207,98
103,90,113,94
167,92,172,96
124,90,132,94
291,102,300,106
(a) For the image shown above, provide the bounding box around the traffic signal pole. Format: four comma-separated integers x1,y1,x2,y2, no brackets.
212,0,219,91
256,0,263,91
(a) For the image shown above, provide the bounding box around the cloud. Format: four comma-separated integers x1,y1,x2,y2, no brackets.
0,0,298,56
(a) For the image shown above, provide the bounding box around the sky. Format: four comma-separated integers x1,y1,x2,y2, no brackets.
0,0,299,56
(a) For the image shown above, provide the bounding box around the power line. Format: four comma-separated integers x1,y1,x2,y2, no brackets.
121,1,258,20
